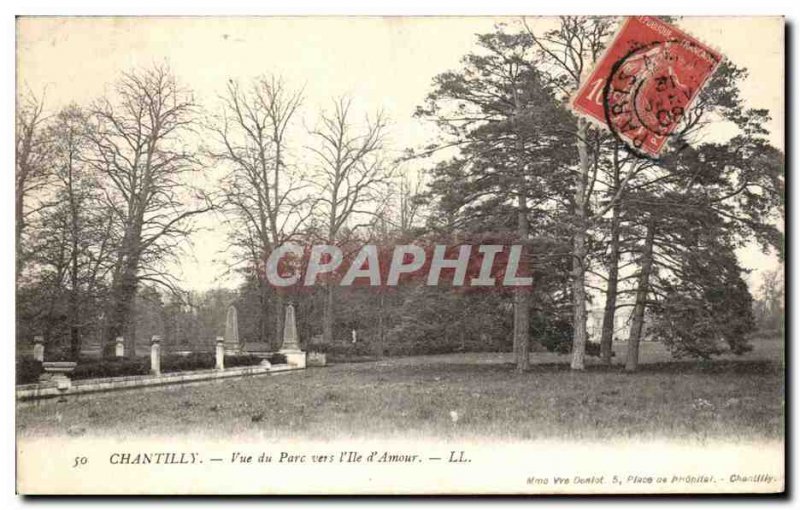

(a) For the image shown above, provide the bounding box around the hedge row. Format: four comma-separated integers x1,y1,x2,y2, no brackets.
16,358,44,385
160,352,275,373
310,343,374,357
72,357,150,379
16,352,288,385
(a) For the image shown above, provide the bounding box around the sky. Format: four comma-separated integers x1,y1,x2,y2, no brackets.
16,16,784,293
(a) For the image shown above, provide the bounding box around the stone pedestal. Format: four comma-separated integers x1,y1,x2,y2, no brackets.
115,336,125,358
215,336,225,370
54,373,71,388
284,351,307,368
41,361,76,401
32,335,44,362
150,336,162,375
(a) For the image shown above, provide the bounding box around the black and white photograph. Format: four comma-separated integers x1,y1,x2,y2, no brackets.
12,10,785,495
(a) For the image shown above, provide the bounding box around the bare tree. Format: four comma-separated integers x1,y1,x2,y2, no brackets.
87,65,213,357
29,105,115,356
397,173,424,236
16,91,53,280
309,97,392,344
208,76,310,347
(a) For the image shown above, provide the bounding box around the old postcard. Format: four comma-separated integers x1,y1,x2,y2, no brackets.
15,15,785,495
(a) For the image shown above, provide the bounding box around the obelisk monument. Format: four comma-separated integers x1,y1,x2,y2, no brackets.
281,303,301,352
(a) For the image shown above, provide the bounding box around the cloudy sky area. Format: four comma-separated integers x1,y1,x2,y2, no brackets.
17,16,784,292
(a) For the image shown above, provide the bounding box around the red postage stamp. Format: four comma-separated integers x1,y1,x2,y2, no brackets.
572,16,722,157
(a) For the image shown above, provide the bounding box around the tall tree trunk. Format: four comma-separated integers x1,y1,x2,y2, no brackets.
323,282,334,345
600,148,622,365
570,118,589,370
69,281,81,359
103,267,139,357
68,158,81,360
625,219,656,372
259,282,267,343
376,292,385,358
599,204,620,364
102,227,142,357
511,88,530,372
514,194,530,372
274,292,284,350
124,311,136,359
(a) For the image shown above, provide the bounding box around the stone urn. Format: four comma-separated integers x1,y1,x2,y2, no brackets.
41,361,77,391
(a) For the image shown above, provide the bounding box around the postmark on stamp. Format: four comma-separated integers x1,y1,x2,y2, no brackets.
572,16,722,158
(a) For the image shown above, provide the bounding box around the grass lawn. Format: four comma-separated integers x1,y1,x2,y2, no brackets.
16,338,784,441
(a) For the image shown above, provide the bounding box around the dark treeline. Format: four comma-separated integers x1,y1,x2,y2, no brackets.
16,18,783,369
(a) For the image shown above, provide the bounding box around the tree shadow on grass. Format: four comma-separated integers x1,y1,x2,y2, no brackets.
583,359,781,375
386,359,781,377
